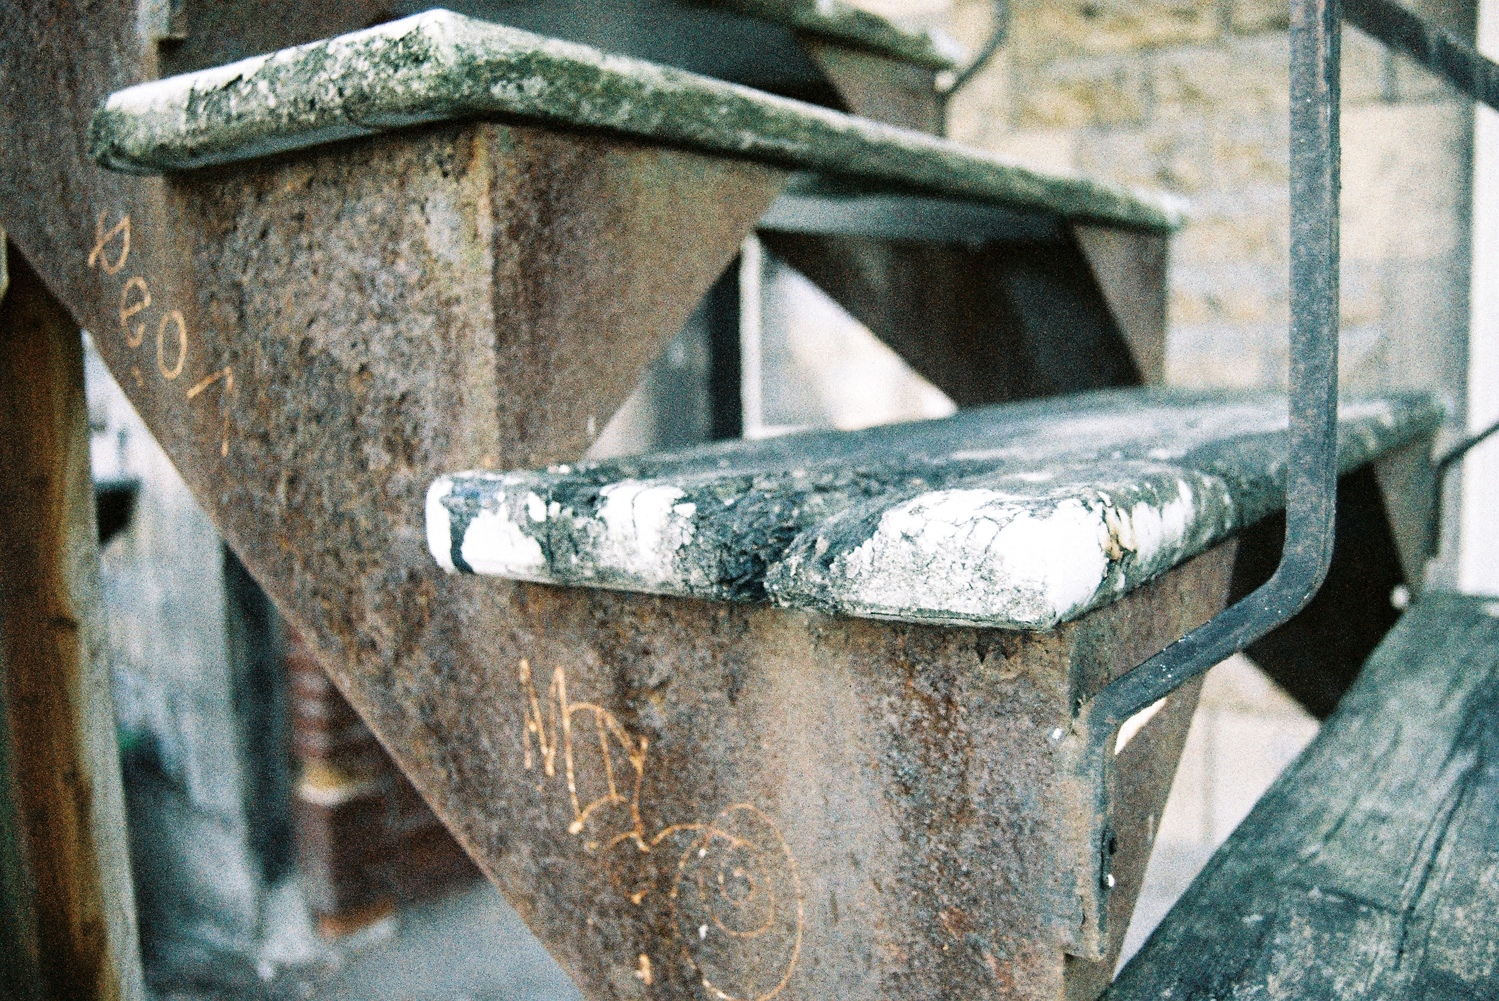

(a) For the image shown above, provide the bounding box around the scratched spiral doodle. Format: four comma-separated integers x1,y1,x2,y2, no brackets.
518,660,805,999
671,804,804,1001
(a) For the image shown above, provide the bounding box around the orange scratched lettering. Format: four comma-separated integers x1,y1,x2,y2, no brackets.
119,277,150,347
186,366,234,458
156,310,187,380
87,212,131,274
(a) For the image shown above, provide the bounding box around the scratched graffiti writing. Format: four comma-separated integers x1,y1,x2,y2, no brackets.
87,211,236,457
519,659,804,1001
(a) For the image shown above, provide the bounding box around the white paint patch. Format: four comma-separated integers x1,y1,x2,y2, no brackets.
826,479,1204,627
460,498,547,577
595,481,697,586
831,489,1112,627
1114,697,1167,755
526,492,547,523
425,478,457,573
1109,480,1196,570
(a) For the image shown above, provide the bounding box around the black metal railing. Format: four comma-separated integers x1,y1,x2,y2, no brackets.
1080,0,1499,759
1346,0,1499,109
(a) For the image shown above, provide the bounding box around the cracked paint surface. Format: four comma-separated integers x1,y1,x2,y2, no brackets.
429,389,1440,631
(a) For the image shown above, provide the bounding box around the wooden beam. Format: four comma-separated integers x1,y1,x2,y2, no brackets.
0,239,145,1001
1108,592,1499,999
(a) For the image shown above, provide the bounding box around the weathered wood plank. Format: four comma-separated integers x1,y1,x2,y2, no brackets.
1107,591,1499,1000
0,241,145,1001
0,220,46,1001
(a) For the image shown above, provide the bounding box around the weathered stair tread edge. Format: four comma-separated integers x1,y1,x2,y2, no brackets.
427,390,1441,632
1106,591,1499,1000
86,9,1185,232
696,0,965,69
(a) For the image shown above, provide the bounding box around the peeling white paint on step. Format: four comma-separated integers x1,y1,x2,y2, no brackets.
829,480,1200,627
832,490,1113,628
595,481,697,587
427,477,548,578
424,391,1442,630
1103,480,1196,571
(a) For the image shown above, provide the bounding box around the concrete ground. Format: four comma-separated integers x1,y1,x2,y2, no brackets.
275,889,580,1001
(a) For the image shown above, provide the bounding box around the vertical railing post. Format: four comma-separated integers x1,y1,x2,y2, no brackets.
1078,0,1343,748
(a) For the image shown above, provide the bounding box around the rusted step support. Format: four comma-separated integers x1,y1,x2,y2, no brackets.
428,389,1439,999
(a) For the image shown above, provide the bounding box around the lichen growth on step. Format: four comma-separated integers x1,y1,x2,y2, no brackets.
88,9,1184,232
428,389,1441,631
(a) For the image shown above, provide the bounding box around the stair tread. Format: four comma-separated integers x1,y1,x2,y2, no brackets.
88,8,1180,231
1107,591,1499,1000
427,388,1439,630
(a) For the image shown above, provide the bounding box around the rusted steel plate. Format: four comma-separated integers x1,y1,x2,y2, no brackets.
374,542,1231,999
1071,226,1169,386
802,41,944,133
24,100,1217,989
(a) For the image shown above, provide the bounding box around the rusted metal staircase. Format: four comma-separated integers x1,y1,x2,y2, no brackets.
2,1,1497,999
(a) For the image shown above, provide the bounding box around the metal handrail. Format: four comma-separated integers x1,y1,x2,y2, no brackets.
1077,0,1344,753
1345,0,1499,110
938,0,1008,133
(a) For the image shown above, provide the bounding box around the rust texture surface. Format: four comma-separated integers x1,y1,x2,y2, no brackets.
802,41,944,133
0,244,144,1001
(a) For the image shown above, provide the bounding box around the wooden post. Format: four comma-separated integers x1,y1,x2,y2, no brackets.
0,235,145,1001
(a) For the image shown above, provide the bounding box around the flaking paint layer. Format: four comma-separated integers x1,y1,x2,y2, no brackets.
428,389,1441,630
